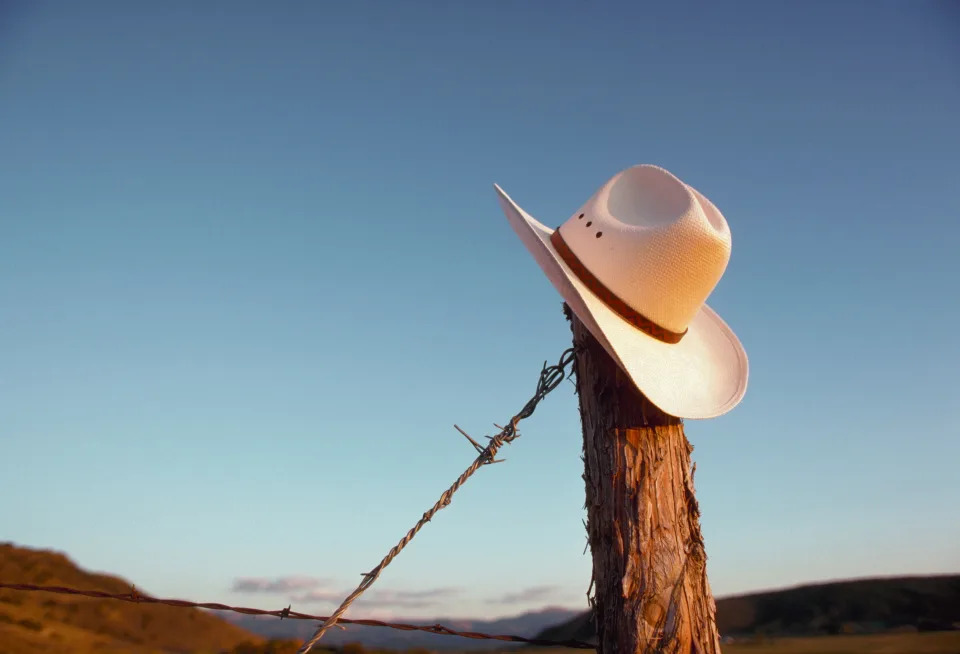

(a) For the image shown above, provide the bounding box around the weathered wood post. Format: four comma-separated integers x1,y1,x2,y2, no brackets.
494,164,746,653
567,305,722,654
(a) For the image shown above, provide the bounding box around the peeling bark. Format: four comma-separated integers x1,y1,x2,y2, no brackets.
567,306,722,654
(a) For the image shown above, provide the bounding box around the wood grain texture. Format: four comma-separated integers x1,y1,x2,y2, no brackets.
566,305,722,654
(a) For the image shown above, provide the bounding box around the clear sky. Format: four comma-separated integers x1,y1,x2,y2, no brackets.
2,0,958,622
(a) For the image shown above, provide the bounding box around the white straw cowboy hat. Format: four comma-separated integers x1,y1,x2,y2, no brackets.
494,164,748,419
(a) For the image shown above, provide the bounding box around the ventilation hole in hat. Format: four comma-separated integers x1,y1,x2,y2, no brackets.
578,213,584,219
586,221,592,227
595,232,603,238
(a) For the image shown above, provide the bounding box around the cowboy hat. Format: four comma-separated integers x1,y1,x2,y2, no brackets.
494,164,748,419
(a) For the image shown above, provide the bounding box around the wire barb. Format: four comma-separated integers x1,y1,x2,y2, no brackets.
453,424,484,454
295,347,579,654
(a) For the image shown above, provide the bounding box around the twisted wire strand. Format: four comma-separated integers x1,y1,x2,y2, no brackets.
297,347,578,653
0,582,594,649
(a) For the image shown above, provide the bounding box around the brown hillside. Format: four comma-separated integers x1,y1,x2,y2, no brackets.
0,542,264,654
535,574,960,644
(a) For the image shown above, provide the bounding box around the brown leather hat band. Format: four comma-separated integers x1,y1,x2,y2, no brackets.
550,229,687,344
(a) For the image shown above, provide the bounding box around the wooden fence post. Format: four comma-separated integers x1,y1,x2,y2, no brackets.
567,305,723,654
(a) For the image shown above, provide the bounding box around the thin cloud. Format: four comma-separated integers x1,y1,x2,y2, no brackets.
488,585,560,604
290,589,345,604
232,576,332,593
363,587,461,608
293,586,460,608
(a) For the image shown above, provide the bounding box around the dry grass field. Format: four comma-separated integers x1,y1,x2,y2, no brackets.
719,631,960,654
489,630,960,654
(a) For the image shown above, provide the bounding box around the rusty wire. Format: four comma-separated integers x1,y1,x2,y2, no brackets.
0,348,584,652
296,347,579,653
0,582,594,649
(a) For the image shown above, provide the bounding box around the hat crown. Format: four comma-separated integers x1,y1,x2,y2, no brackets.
557,165,731,333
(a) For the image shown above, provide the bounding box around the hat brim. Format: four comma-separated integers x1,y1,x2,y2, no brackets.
494,184,748,419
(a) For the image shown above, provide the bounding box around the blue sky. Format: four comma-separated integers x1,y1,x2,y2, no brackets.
2,1,958,621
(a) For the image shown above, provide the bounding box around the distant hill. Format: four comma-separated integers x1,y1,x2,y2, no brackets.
0,542,263,654
535,574,960,645
6,543,956,653
226,607,580,651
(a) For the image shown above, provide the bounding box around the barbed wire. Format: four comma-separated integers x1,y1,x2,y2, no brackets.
297,347,579,653
0,347,587,652
0,582,595,649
